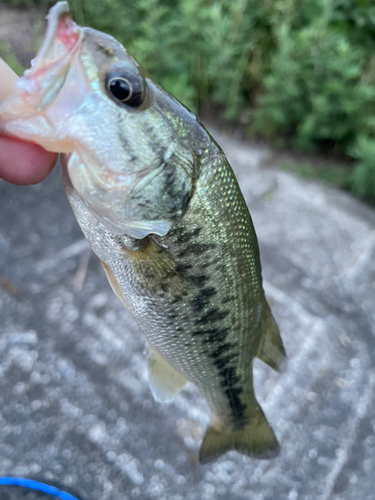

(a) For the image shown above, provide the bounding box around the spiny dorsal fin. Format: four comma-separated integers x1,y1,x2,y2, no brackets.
148,348,187,402
199,400,279,463
256,297,286,371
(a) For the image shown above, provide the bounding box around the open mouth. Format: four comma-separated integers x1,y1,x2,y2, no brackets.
0,1,87,144
30,1,81,74
7,1,83,114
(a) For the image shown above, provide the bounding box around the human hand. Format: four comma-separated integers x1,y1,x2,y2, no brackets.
0,58,57,185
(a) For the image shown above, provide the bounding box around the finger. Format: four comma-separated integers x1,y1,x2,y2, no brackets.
0,58,58,184
0,135,57,185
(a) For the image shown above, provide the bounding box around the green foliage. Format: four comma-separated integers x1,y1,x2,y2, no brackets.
350,135,375,201
0,42,24,76
252,0,375,199
4,0,52,5
6,0,375,201
254,26,370,148
70,0,274,117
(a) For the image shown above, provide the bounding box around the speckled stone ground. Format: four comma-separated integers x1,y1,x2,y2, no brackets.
1,126,375,500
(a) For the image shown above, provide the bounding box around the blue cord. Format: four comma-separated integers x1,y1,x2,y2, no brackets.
0,477,81,500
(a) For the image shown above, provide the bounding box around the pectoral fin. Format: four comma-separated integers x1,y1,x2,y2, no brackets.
100,260,129,309
256,297,286,371
199,401,279,463
121,236,192,300
100,237,191,307
148,348,187,402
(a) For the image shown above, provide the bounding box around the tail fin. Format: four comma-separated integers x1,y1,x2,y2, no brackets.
199,403,279,464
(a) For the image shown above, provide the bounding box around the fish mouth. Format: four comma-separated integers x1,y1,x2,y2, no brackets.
31,1,80,73
0,1,86,151
14,1,82,109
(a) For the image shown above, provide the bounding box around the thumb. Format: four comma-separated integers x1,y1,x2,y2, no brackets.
0,58,58,185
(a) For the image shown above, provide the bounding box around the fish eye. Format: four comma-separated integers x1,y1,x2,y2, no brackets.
105,71,145,108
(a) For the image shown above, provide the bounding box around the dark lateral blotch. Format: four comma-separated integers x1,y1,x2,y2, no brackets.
192,327,230,343
191,286,217,312
195,308,229,325
188,274,208,287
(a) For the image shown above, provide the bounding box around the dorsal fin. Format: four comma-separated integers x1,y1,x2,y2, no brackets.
256,297,286,371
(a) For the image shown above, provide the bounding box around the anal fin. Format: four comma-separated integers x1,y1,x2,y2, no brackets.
256,297,286,371
199,401,279,463
148,348,187,402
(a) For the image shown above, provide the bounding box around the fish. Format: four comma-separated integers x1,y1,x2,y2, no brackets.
0,1,286,463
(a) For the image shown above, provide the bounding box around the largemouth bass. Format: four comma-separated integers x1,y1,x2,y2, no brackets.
0,2,286,463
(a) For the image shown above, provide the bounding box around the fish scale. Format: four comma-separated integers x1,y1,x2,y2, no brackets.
64,146,265,434
155,152,263,420
0,0,286,463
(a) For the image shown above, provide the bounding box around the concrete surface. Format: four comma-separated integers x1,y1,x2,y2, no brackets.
0,129,375,500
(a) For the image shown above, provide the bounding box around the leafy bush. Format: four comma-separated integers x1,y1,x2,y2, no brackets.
253,0,375,200
0,42,24,75
350,135,375,200
5,0,375,201
71,0,274,118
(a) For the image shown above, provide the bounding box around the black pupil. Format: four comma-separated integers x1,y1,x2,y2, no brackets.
109,78,131,102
